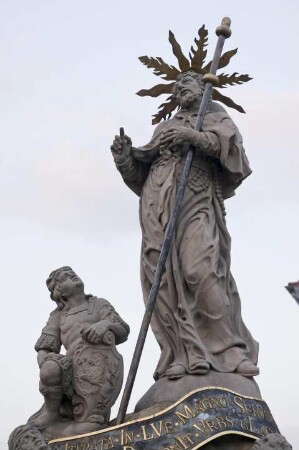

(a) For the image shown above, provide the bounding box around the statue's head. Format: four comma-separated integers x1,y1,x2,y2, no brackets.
173,71,205,108
46,266,84,309
8,425,47,450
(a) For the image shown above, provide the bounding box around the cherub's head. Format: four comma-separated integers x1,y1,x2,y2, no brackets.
46,266,84,309
8,425,47,450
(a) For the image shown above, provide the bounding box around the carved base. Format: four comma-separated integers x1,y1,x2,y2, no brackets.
45,386,280,450
9,386,292,450
135,370,262,413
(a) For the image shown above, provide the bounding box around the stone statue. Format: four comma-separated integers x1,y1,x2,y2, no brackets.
8,425,47,450
111,70,259,381
9,266,129,447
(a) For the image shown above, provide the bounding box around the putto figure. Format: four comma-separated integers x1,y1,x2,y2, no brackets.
111,70,259,381
8,425,47,450
28,266,129,432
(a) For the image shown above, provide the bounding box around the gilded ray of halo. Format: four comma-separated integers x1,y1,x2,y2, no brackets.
136,25,252,124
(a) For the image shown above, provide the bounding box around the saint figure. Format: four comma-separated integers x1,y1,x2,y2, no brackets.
111,71,259,381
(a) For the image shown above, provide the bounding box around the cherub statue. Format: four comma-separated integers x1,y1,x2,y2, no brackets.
8,425,47,450
11,266,129,441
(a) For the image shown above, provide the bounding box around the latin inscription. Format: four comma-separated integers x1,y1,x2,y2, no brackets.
49,388,279,450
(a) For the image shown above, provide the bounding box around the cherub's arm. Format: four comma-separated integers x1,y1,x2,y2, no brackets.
34,309,62,367
81,298,130,345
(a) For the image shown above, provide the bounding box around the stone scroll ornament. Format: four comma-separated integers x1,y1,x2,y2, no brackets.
136,23,252,124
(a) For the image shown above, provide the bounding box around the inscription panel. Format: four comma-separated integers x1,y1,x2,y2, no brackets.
49,387,279,450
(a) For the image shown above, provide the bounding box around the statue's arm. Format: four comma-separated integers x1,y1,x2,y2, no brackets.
34,310,62,367
98,299,130,345
114,153,150,197
159,104,243,160
190,130,221,158
81,298,130,346
111,124,165,196
110,132,149,196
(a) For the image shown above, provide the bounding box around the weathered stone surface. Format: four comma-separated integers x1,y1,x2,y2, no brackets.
135,371,261,412
9,267,129,446
111,71,259,384
46,387,279,450
252,433,292,449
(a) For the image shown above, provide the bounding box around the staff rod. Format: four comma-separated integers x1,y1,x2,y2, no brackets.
116,17,232,425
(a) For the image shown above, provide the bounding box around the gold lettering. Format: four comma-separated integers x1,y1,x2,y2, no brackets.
192,401,205,414
175,405,196,424
240,416,253,432
120,430,134,446
225,416,234,427
201,398,212,409
215,416,227,428
163,441,182,450
176,434,195,449
193,422,207,435
261,425,275,436
248,416,253,432
141,425,154,440
251,403,266,420
106,437,114,449
204,420,219,432
164,421,174,434
233,396,246,414
240,419,247,430
96,440,104,450
150,420,163,437
244,403,252,415
210,397,228,408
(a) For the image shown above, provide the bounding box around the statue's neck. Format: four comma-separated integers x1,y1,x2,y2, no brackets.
64,293,87,311
180,98,202,112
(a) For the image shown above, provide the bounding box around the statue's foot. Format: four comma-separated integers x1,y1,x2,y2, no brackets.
236,360,259,377
166,364,186,380
29,412,61,431
166,360,210,379
189,359,210,375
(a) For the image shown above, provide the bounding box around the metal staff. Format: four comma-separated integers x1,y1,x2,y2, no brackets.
116,17,232,425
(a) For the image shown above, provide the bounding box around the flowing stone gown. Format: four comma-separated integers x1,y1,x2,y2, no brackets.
115,103,259,380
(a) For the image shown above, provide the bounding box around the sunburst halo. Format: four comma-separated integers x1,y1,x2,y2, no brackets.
136,25,252,125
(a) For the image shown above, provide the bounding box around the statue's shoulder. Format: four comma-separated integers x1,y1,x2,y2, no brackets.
205,101,234,125
86,295,112,312
49,307,62,319
208,101,227,113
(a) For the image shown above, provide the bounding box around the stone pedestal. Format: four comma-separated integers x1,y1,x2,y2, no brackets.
135,371,261,413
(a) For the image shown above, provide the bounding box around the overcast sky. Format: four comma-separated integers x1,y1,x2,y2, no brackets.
0,0,298,448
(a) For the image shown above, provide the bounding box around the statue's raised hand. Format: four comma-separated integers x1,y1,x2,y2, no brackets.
111,127,132,164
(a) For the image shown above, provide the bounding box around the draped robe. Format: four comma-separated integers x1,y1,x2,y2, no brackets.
115,103,259,380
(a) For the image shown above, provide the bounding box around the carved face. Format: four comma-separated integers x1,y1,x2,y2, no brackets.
55,268,84,299
18,431,47,450
175,73,204,108
9,426,47,450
